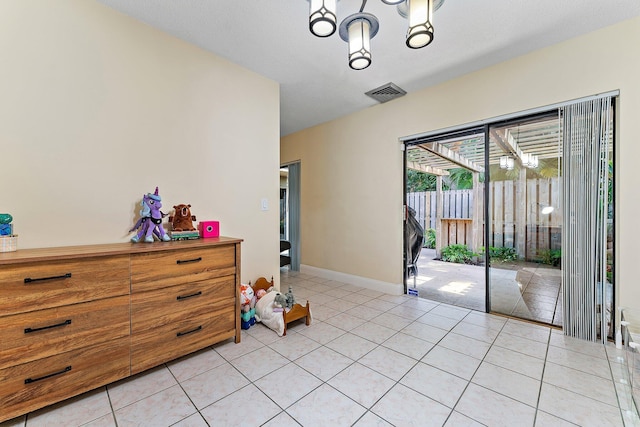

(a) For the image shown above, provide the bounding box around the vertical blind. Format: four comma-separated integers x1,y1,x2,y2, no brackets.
562,96,613,343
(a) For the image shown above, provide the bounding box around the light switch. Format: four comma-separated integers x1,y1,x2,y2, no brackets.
261,198,268,211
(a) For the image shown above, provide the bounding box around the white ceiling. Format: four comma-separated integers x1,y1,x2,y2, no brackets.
95,0,640,136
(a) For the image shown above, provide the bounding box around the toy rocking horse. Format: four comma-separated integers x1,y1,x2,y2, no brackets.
129,187,171,243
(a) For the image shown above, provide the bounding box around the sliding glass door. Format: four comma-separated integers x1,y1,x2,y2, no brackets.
404,96,615,339
487,114,563,326
404,129,486,311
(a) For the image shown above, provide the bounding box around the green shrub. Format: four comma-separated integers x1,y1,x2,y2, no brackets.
483,246,518,262
424,228,436,249
441,244,477,264
538,249,561,267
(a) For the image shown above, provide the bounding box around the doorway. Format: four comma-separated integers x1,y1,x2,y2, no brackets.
404,128,487,312
487,114,563,326
280,162,301,271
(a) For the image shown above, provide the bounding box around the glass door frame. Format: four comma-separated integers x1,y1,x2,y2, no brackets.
403,106,615,330
484,108,564,326
403,126,486,301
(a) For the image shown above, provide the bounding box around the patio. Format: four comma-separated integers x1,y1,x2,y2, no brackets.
411,248,562,327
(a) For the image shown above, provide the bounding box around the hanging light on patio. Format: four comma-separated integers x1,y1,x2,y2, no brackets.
521,153,539,169
500,156,514,170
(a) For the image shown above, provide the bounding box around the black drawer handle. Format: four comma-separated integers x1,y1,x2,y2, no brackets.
24,273,72,284
176,257,202,265
25,319,72,334
177,325,202,337
177,291,202,301
25,366,72,384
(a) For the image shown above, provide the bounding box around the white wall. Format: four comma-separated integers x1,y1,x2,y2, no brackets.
0,0,281,285
281,16,640,307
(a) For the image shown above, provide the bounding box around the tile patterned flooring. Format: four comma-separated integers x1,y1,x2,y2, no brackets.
2,271,636,427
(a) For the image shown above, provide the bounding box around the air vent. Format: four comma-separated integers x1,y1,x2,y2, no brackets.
365,82,407,103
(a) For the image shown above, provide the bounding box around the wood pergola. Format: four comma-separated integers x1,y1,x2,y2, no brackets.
406,118,562,258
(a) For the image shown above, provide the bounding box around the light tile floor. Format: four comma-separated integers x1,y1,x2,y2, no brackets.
2,271,637,427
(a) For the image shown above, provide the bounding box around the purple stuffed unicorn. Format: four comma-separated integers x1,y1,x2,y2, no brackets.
129,187,171,243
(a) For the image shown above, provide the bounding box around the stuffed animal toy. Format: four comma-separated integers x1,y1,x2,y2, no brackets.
273,292,287,313
129,187,171,243
240,283,254,306
169,204,197,231
239,284,256,329
241,305,256,329
255,289,267,300
284,285,296,310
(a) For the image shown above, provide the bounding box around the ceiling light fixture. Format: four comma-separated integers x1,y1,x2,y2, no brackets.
406,0,434,48
309,0,339,37
307,0,445,70
339,12,379,70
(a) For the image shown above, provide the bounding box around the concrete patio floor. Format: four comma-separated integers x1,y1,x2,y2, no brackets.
410,249,562,327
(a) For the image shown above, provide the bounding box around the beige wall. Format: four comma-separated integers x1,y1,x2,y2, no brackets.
281,17,640,306
0,1,281,285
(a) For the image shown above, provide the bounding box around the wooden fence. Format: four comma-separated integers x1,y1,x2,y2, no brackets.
407,189,474,230
407,177,561,260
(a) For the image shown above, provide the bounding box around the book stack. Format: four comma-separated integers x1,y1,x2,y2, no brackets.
169,230,200,241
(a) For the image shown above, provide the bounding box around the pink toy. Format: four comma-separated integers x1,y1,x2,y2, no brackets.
198,221,220,238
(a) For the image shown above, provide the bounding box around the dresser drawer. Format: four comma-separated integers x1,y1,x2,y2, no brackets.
0,336,130,422
0,256,130,316
131,306,236,374
131,246,236,293
131,275,235,332
0,296,130,370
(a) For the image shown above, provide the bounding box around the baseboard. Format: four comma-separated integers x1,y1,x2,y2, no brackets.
300,264,403,295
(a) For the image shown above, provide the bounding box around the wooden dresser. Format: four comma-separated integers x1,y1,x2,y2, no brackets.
0,237,241,422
